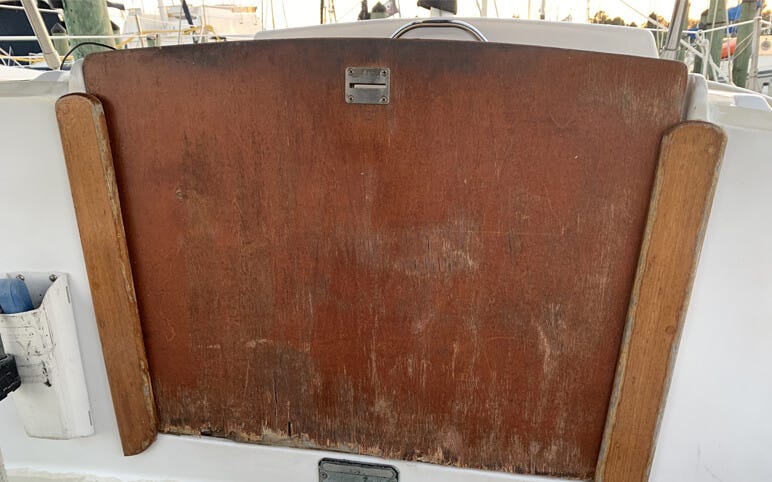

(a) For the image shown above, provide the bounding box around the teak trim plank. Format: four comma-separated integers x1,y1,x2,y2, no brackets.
596,121,726,481
56,93,157,455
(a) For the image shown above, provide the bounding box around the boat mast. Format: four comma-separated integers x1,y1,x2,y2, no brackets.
661,0,689,59
319,0,336,24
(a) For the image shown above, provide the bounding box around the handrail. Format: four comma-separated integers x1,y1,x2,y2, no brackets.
390,18,488,42
0,32,256,42
20,0,59,69
0,4,58,14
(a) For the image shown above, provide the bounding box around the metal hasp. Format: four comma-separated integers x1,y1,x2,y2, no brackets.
345,67,390,105
319,459,398,482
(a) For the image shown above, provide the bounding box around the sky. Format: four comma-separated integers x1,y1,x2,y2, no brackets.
122,0,719,28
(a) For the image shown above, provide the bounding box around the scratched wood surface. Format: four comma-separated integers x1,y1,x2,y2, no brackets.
56,94,157,455
596,122,726,481
82,39,686,477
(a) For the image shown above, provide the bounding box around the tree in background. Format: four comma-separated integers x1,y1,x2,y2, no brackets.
589,10,638,26
646,11,669,28
641,11,670,51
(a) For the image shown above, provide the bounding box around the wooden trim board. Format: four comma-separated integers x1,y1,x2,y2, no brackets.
56,93,157,455
596,121,726,481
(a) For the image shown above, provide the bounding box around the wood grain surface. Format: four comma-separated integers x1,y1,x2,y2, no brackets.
82,39,687,476
596,122,726,481
56,94,157,455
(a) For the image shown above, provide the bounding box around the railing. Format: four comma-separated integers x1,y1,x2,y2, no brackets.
666,16,772,91
0,29,256,67
0,0,259,67
2,5,771,91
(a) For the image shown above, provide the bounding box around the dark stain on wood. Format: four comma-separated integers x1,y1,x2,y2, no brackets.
82,39,687,477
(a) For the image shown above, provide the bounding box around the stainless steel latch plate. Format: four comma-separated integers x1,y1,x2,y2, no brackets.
345,67,390,105
319,458,398,482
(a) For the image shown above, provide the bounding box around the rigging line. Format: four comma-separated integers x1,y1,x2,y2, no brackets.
58,41,117,70
616,0,669,30
0,46,22,67
732,34,754,57
708,0,725,30
339,2,359,20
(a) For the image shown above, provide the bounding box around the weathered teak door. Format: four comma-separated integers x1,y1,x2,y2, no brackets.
55,38,724,480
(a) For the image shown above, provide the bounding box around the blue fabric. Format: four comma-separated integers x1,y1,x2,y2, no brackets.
689,2,763,37
727,1,762,34
0,279,34,314
728,4,740,21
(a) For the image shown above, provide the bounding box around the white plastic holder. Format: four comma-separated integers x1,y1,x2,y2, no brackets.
0,272,93,439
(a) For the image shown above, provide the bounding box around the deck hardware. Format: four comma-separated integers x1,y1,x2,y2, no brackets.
390,18,489,42
345,67,390,105
318,458,398,482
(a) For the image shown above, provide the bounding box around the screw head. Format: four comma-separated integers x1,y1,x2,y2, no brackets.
49,274,58,282
380,69,388,76
346,95,354,103
380,96,388,103
347,68,354,75
320,472,328,479
15,274,24,281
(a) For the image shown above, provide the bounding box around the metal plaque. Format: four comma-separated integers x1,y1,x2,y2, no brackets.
319,458,398,482
345,67,390,104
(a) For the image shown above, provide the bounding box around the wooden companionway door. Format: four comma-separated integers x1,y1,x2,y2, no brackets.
67,39,691,478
